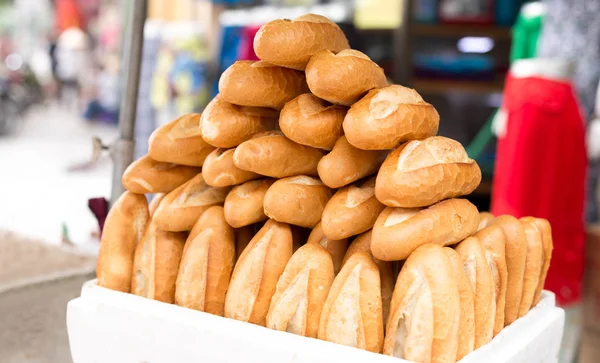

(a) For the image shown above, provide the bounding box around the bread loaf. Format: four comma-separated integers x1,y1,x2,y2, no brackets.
254,14,349,70
307,222,348,274
263,175,332,228
478,211,495,231
443,247,475,361
371,198,480,261
153,173,230,232
175,206,235,316
122,155,201,194
224,220,293,326
383,244,460,362
131,223,186,303
200,97,278,148
318,251,383,353
518,219,544,316
279,93,346,150
235,225,255,260
318,136,386,188
321,176,385,239
454,236,495,349
492,215,527,326
375,136,482,208
202,148,260,187
233,131,324,178
306,49,387,106
148,113,215,166
343,85,439,150
266,243,335,337
148,193,165,217
520,217,553,305
474,225,508,336
219,61,308,110
224,179,275,228
97,191,149,292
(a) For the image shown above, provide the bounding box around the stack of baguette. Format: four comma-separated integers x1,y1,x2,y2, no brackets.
96,14,553,363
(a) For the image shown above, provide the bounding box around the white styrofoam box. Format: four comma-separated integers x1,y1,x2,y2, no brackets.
67,280,565,363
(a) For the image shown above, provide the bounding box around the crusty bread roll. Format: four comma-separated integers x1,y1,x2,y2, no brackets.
202,148,260,187
383,244,460,362
321,176,385,239
253,14,350,71
279,94,346,150
455,236,495,349
224,220,293,326
317,136,386,188
520,217,553,305
148,193,165,217
307,222,348,274
235,225,255,260
492,215,527,326
97,191,149,293
153,173,230,232
200,97,278,148
478,211,496,231
224,179,275,228
518,219,544,317
219,61,309,110
443,247,475,361
266,243,335,337
148,113,215,167
475,225,508,337
318,251,383,353
131,223,186,303
233,131,324,178
175,206,235,316
343,85,439,150
306,49,387,106
375,136,482,208
122,155,201,194
371,198,480,261
342,231,394,328
263,175,332,228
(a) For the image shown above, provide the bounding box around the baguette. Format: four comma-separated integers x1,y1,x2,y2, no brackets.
518,219,544,317
307,222,348,274
97,191,149,292
371,198,480,261
131,223,186,303
122,154,201,194
318,251,383,353
253,14,349,70
263,175,332,228
174,206,235,316
218,61,308,110
200,97,278,148
224,220,293,326
492,215,527,326
266,243,335,338
235,225,255,260
474,225,508,336
520,217,553,305
375,137,482,208
279,93,346,150
224,179,275,228
306,49,387,106
317,136,386,188
153,173,230,232
321,176,385,239
443,247,475,361
478,212,496,231
233,131,324,178
148,193,165,217
342,230,394,327
383,244,460,363
343,85,439,150
454,236,495,349
148,113,215,166
202,148,260,187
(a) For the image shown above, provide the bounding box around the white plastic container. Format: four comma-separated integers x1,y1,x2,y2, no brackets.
67,280,565,363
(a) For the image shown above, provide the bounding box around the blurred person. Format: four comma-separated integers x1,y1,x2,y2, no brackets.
83,54,120,124
55,27,93,111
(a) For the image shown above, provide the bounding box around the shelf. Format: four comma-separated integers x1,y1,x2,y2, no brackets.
411,24,512,39
411,78,505,94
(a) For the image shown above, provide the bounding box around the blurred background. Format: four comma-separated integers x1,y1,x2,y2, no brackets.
0,0,598,362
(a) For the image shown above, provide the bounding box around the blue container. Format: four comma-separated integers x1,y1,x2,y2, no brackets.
413,0,438,24
496,0,523,26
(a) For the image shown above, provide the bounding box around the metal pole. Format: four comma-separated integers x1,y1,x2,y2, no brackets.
110,0,148,205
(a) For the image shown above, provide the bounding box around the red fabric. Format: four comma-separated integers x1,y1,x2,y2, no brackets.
237,26,261,61
492,74,587,306
88,198,109,238
55,0,85,32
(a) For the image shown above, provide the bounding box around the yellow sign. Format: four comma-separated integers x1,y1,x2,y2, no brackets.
354,0,403,29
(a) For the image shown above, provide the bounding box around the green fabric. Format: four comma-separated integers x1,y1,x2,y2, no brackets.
510,7,544,62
